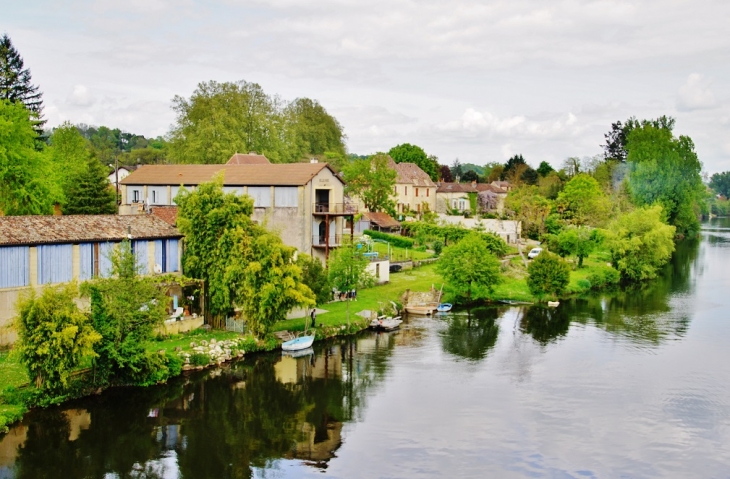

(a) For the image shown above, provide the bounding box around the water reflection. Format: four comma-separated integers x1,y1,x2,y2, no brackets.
519,305,571,345
439,307,500,361
0,335,397,479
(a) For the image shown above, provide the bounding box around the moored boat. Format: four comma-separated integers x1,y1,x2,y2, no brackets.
369,316,403,331
405,304,437,315
282,335,315,351
436,303,452,313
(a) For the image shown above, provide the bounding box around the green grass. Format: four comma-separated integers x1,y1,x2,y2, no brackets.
147,329,243,354
274,263,443,332
0,350,29,391
370,242,433,261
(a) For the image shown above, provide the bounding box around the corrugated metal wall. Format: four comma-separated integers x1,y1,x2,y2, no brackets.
274,187,298,207
79,243,94,280
37,244,73,285
0,246,30,288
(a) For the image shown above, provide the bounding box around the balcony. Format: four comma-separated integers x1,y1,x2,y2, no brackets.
312,203,358,215
312,234,346,247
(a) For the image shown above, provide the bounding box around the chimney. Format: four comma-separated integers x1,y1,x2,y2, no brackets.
471,180,477,188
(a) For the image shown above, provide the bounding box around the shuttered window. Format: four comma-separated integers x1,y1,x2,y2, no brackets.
133,240,148,274
274,187,298,207
167,239,179,272
248,187,271,207
154,240,167,273
0,246,30,288
99,242,117,278
37,244,73,285
79,243,94,280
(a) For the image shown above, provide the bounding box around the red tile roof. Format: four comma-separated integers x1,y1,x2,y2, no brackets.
436,182,506,194
362,212,401,229
387,157,436,187
150,206,179,226
226,153,270,165
0,215,182,246
120,163,340,187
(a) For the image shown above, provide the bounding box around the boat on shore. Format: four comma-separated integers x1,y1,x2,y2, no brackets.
282,335,315,351
369,316,403,331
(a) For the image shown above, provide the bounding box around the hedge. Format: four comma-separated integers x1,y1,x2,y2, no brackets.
362,229,415,249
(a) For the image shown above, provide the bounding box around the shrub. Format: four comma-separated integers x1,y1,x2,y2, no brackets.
527,252,571,299
190,353,211,367
577,279,591,291
433,240,444,256
586,267,620,289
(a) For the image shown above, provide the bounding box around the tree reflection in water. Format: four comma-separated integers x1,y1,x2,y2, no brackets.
519,305,571,346
439,307,500,361
5,334,397,479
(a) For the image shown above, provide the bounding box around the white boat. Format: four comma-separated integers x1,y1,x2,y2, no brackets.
405,304,437,315
282,335,315,351
436,303,452,313
282,347,314,358
369,316,403,331
547,301,560,307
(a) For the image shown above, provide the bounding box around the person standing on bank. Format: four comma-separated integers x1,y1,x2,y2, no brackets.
310,308,317,328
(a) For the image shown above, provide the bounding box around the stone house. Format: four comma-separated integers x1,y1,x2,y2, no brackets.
435,181,508,215
118,161,353,262
0,215,183,345
388,158,437,216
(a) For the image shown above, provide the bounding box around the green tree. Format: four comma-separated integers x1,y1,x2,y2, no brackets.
606,205,676,282
0,34,44,136
0,100,55,215
175,176,260,326
527,251,571,299
537,161,555,177
64,157,117,215
168,80,285,164
81,241,169,384
283,97,346,160
461,170,479,183
437,233,502,304
15,283,101,391
297,254,332,306
343,153,397,214
626,121,704,237
502,154,526,180
237,234,315,337
46,122,90,201
551,226,602,267
556,173,611,226
710,172,730,198
388,143,438,181
328,242,372,327
505,186,553,238
451,158,464,180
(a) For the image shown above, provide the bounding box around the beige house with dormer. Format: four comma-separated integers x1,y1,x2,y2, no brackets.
388,158,437,215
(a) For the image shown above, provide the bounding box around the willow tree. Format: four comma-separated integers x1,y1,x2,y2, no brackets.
175,176,259,326
236,233,315,337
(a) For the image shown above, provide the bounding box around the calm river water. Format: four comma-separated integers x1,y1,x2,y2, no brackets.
2,219,730,478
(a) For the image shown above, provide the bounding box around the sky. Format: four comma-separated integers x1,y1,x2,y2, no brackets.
5,0,730,173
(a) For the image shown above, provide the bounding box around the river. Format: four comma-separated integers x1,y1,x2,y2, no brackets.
1,218,730,478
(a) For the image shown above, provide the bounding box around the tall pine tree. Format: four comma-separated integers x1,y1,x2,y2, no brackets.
64,158,117,215
0,34,45,137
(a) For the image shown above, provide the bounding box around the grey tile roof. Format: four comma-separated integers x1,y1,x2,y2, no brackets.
0,215,182,246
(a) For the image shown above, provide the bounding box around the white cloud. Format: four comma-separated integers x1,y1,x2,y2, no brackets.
67,85,94,107
677,74,717,112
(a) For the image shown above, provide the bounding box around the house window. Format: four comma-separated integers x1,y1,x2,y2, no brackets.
133,190,140,202
427,189,430,197
452,199,457,208
248,187,271,207
394,186,397,194
459,199,466,210
416,188,419,197
152,190,158,204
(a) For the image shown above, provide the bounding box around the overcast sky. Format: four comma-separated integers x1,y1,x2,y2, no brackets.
5,0,730,172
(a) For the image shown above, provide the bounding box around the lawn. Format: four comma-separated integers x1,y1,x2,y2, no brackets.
369,242,433,262
0,350,29,391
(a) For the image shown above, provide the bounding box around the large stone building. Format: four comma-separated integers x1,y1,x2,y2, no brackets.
119,161,353,262
0,215,183,345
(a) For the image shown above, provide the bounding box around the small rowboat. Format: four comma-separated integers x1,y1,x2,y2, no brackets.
369,316,403,331
436,303,452,313
405,304,437,315
547,301,560,307
282,335,315,351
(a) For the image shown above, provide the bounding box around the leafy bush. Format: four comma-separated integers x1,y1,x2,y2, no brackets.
239,336,259,353
433,240,444,256
402,222,508,257
586,267,620,289
363,229,415,248
190,353,211,367
527,252,571,299
577,279,591,291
